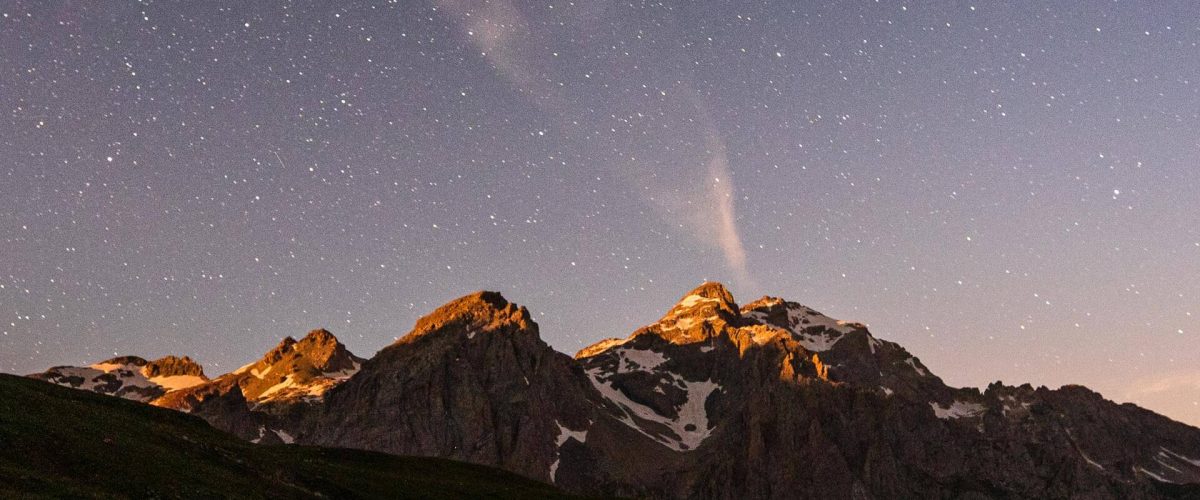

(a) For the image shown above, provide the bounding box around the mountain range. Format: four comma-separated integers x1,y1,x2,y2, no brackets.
0,372,573,499
25,282,1200,499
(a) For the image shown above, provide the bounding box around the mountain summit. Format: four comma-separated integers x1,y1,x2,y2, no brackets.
149,328,365,444
25,283,1200,499
28,354,208,402
403,291,537,343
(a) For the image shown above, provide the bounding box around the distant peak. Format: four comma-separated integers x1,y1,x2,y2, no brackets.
406,291,535,341
665,282,740,319
144,355,206,378
684,281,736,304
298,328,338,347
255,335,300,367
741,296,868,352
742,295,785,311
431,291,513,318
638,282,743,345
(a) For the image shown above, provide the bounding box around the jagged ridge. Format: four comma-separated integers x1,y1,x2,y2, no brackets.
23,283,1200,499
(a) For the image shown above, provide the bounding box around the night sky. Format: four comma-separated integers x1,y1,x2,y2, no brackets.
3,2,1199,425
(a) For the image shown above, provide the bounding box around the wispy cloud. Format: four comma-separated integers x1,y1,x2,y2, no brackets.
433,0,558,104
435,1,754,286
695,99,752,285
1120,370,1200,427
622,89,755,286
1126,371,1200,397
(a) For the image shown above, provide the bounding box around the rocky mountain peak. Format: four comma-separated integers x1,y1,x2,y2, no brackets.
667,282,739,318
405,291,535,342
151,328,365,417
741,296,867,352
262,336,298,364
643,282,744,345
142,355,206,378
740,295,786,315
248,329,360,374
298,328,337,346
292,328,358,373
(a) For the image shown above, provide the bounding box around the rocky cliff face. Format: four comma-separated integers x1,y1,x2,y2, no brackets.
24,283,1200,499
303,292,603,481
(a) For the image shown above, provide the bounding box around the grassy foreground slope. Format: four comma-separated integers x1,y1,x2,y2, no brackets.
0,374,576,499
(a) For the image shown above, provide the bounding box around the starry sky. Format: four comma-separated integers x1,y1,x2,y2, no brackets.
3,1,1199,425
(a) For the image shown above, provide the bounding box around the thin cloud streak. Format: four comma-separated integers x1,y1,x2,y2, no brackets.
434,0,560,105
436,2,755,286
700,109,753,287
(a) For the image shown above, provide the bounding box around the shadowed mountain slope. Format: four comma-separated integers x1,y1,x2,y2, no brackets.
0,373,577,499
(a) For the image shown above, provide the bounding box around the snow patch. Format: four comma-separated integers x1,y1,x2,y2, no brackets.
549,421,589,483
89,362,128,373
930,400,985,419
1080,451,1105,471
273,429,295,444
257,376,295,400
47,366,109,391
746,303,861,352
148,375,206,391
577,337,630,358
257,374,337,402
1161,448,1200,469
867,335,882,354
47,363,158,397
555,422,588,446
659,294,723,332
1137,466,1176,484
676,294,719,309
586,368,720,452
1000,395,1032,417
905,358,929,377
1155,453,1184,474
1151,447,1200,481
251,426,266,444
617,347,667,373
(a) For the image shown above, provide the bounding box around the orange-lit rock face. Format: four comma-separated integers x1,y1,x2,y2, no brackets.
405,290,536,343
650,282,742,345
